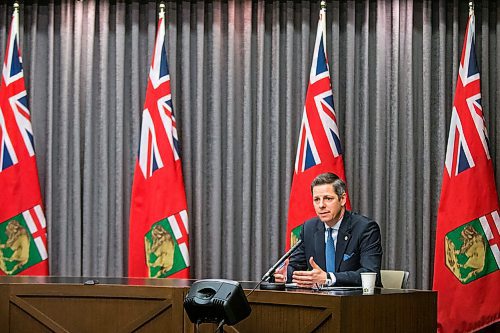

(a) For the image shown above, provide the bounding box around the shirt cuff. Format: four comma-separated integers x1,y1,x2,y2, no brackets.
326,272,336,286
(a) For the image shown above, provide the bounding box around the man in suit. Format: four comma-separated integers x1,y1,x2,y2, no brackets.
275,172,382,287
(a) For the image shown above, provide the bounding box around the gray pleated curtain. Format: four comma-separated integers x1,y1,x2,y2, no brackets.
0,0,498,289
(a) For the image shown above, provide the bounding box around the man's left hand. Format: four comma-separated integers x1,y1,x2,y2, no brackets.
292,257,327,288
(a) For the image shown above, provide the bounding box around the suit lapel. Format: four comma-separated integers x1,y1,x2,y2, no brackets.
313,220,326,271
335,210,352,272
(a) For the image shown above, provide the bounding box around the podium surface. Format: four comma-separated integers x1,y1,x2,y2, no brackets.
0,276,436,332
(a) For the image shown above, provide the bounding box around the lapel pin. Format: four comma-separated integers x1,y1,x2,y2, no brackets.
344,235,348,241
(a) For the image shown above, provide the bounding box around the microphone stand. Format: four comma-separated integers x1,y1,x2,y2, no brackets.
246,239,303,294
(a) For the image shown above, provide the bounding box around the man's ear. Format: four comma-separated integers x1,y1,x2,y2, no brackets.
340,192,347,207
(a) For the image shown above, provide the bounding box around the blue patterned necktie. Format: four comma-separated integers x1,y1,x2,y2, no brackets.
326,228,336,273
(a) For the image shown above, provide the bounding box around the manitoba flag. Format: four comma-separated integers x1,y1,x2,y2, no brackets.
433,10,500,332
286,5,350,249
0,7,48,276
128,9,189,278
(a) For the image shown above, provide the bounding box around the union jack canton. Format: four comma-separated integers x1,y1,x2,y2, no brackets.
138,16,180,179
0,12,35,172
445,14,490,177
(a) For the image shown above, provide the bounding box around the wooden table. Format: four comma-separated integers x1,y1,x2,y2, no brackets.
0,277,436,332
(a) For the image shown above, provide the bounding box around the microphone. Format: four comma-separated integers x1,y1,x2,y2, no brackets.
246,239,303,295
261,239,303,282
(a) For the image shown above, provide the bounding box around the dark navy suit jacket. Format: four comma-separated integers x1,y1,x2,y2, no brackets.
287,210,383,286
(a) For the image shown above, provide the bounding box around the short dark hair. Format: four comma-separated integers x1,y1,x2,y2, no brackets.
310,172,346,198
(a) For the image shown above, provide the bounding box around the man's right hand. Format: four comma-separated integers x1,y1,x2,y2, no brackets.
273,259,289,283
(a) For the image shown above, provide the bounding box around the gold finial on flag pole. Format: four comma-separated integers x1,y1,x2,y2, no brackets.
320,1,326,10
469,2,474,16
13,2,19,13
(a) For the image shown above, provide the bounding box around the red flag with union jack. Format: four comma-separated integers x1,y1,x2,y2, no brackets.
433,10,500,332
128,11,189,278
0,7,48,276
286,6,351,249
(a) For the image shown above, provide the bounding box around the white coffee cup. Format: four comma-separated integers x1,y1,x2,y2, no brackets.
360,272,377,294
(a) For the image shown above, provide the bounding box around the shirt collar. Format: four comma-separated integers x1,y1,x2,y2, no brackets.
324,215,343,231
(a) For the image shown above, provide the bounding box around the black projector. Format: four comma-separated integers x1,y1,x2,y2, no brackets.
183,279,251,326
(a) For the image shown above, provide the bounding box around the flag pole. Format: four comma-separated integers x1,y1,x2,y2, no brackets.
320,0,326,33
320,0,327,62
159,2,166,41
468,1,474,16
159,2,165,19
13,2,19,30
12,2,20,73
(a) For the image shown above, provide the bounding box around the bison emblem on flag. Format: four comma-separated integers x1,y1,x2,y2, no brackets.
144,210,189,278
445,210,500,284
0,205,47,275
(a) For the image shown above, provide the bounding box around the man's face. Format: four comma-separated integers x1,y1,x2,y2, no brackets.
312,184,346,227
